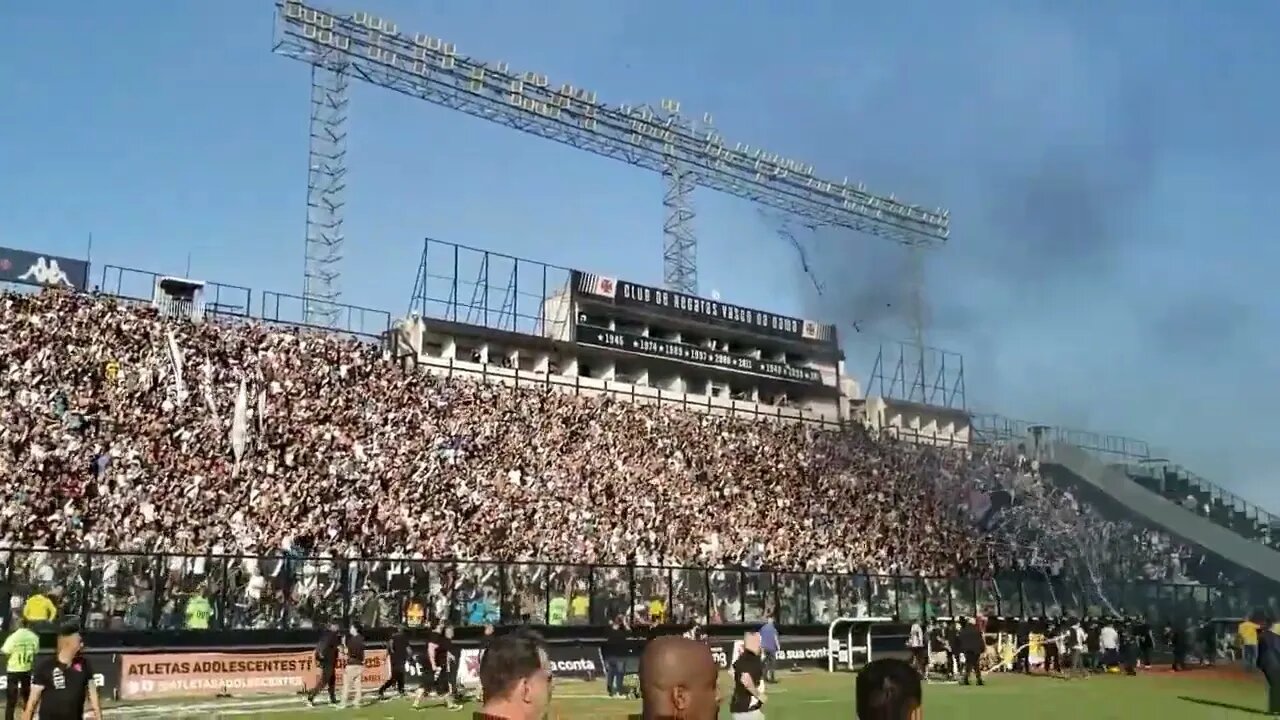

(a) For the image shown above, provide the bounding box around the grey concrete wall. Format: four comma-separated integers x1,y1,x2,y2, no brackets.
1047,442,1280,582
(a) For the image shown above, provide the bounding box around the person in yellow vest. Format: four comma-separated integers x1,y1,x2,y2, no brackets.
21,593,56,626
1240,617,1261,670
999,634,1016,671
184,592,214,630
647,596,666,625
569,593,590,625
3,618,40,720
548,595,568,626
406,599,426,628
1028,632,1045,670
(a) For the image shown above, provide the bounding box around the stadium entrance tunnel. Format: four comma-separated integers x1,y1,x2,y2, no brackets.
827,617,893,672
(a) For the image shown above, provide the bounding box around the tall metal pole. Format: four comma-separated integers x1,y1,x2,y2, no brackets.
906,243,928,404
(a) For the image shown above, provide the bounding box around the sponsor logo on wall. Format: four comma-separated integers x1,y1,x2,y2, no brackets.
455,645,603,690
775,644,830,663
0,246,89,290
117,650,388,701
546,645,604,678
730,640,831,667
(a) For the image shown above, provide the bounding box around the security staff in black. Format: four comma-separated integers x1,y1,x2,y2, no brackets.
1169,620,1190,672
306,621,341,706
944,622,961,678
730,632,766,718
1042,620,1061,673
1015,618,1031,673
1084,619,1101,670
22,624,100,720
604,616,631,698
432,626,459,702
413,625,461,711
378,626,411,699
1135,619,1155,668
1200,618,1218,665
957,618,985,687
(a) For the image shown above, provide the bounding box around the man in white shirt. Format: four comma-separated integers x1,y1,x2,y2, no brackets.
907,622,927,675
1100,622,1120,670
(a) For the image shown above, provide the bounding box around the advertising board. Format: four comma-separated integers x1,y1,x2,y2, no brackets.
454,644,604,689
731,639,830,668
117,649,389,701
0,246,89,290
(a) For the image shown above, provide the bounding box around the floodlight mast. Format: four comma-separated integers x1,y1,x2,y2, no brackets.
303,60,349,327
273,1,949,307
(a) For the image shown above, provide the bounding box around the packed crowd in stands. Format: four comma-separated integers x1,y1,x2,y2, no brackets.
937,449,1192,584
0,289,1243,627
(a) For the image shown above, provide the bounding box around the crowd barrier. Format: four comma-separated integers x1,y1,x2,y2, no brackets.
0,549,1260,635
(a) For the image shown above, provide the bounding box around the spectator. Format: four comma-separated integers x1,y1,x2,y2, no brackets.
0,286,1223,625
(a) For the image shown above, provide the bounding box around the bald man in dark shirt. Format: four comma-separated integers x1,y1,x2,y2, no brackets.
636,636,720,720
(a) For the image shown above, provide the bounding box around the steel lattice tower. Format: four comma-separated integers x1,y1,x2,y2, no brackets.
303,60,349,326
661,160,698,293
274,1,950,310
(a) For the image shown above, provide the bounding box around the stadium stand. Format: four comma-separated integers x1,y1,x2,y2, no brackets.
1123,462,1278,549
0,287,1266,630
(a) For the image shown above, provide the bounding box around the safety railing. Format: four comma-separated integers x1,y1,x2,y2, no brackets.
0,549,1260,634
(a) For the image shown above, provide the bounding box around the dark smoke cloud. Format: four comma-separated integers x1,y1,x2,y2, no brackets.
757,5,1275,490
776,40,1168,339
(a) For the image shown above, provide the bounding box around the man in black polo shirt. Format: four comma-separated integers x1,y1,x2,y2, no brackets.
21,624,100,720
604,615,630,698
414,624,461,711
729,632,766,719
956,618,985,687
306,621,340,706
378,626,411,700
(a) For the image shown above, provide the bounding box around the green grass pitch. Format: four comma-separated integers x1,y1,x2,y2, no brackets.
98,666,1269,718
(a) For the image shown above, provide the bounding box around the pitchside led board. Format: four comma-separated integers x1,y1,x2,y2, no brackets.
571,269,836,385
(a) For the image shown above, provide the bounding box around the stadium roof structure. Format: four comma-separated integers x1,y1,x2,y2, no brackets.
272,0,950,326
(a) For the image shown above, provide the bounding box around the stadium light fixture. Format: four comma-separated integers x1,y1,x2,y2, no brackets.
274,0,950,307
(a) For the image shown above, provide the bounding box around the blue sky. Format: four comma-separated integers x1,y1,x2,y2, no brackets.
2,1,1278,504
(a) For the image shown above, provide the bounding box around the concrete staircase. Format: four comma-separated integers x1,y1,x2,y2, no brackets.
1046,441,1280,584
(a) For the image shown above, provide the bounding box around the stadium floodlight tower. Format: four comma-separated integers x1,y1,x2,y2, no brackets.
273,1,950,324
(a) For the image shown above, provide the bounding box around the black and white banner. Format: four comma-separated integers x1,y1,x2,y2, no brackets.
575,324,823,385
571,270,836,346
0,246,89,290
